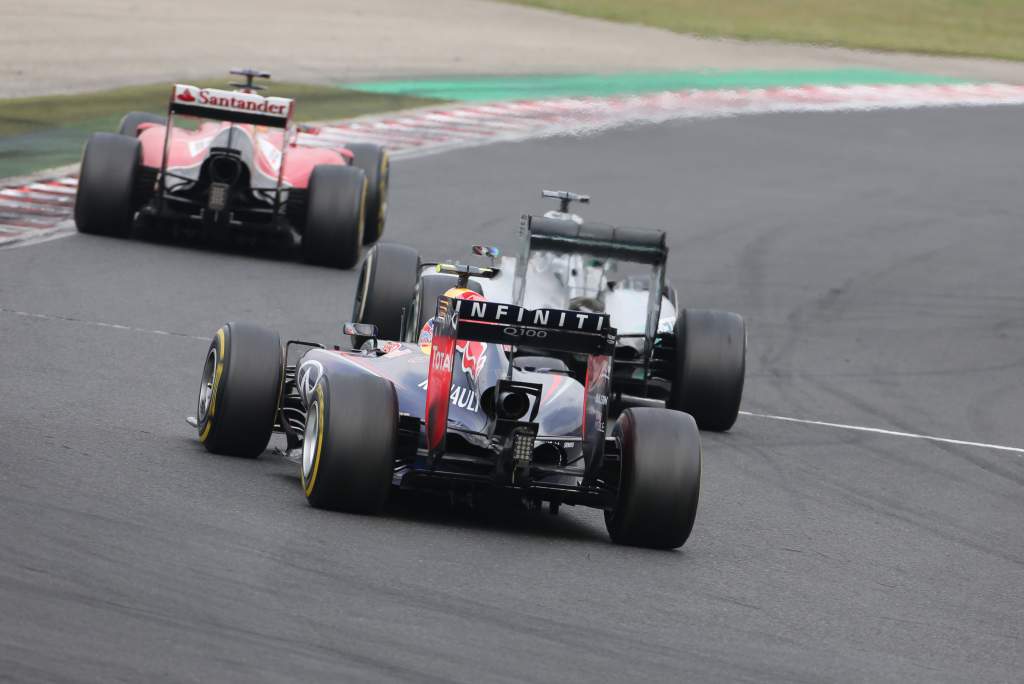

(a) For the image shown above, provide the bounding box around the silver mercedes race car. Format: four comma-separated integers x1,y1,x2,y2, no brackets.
352,190,746,431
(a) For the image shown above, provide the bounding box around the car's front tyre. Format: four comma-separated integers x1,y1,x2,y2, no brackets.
301,371,397,513
196,322,284,458
351,242,420,345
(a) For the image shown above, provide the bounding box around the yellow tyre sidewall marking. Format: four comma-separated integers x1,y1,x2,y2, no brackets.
303,383,326,497
199,328,226,443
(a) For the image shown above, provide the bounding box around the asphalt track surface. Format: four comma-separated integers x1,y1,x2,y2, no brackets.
2,107,1023,682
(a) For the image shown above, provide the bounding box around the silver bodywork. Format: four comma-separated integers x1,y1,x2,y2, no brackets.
478,253,676,337
473,208,676,341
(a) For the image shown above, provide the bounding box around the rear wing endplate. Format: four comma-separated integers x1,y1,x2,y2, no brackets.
169,84,294,128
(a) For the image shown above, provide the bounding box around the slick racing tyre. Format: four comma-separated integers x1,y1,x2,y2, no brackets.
605,408,701,550
74,132,142,236
301,371,397,513
302,164,367,270
117,111,163,137
668,309,746,432
411,274,485,339
346,143,389,245
197,322,284,458
352,242,419,345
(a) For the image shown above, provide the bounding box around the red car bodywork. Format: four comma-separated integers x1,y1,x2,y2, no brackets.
136,121,354,190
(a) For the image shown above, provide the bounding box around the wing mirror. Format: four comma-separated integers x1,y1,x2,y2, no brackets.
473,244,501,268
344,322,378,338
344,322,379,350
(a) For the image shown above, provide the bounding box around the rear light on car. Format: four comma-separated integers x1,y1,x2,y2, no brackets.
208,183,229,211
511,425,538,485
513,428,536,459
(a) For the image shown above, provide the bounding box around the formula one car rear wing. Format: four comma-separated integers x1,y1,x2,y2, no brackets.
513,211,668,346
169,84,294,128
524,215,667,265
452,297,614,355
425,295,615,481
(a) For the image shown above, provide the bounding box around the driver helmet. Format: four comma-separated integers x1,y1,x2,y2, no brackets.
418,287,485,353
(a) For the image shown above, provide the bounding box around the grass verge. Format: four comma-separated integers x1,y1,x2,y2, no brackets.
0,82,442,179
502,0,1024,62
348,69,960,101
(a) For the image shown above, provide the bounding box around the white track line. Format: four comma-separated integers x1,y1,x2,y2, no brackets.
739,410,1024,455
1,307,208,342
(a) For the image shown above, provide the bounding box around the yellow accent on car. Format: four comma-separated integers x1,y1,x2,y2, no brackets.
209,328,225,418
303,384,326,497
199,328,226,443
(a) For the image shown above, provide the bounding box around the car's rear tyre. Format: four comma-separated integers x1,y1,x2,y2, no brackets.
605,408,702,550
74,132,141,236
118,111,163,137
196,322,284,458
668,309,746,432
410,273,485,340
346,143,389,245
301,371,397,513
301,164,367,269
352,242,419,345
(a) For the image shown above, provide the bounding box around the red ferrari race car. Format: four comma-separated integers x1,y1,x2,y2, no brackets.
74,70,388,269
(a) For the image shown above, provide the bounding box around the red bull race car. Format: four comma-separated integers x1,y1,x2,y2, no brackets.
188,263,702,549
74,70,388,269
